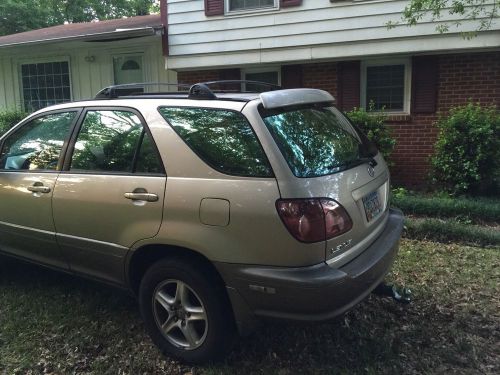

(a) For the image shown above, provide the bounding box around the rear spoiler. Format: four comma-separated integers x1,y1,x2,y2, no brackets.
260,89,335,109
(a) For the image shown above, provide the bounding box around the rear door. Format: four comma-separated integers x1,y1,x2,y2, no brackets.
257,103,390,265
52,107,166,284
0,110,80,268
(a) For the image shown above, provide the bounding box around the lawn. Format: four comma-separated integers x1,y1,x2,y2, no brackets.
1,239,498,374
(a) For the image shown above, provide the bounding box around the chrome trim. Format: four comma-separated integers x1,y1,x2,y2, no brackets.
56,232,129,251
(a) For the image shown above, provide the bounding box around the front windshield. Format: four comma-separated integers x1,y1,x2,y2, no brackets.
261,105,373,178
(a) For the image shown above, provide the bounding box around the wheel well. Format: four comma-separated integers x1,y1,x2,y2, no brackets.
128,244,224,295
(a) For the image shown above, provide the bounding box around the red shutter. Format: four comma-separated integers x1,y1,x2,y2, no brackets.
412,56,439,114
205,0,224,16
281,0,302,7
282,65,303,88
337,61,360,111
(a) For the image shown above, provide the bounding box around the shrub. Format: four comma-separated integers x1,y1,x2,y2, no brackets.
0,109,27,136
431,102,500,196
346,102,396,162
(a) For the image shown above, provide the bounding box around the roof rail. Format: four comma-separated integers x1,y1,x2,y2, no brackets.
95,83,190,99
95,80,282,100
188,80,281,99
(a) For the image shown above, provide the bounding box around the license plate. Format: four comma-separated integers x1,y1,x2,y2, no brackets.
362,190,382,222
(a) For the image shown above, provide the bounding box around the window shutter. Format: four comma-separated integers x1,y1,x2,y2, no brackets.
205,0,224,16
281,0,302,7
282,65,303,88
337,61,360,111
412,56,439,114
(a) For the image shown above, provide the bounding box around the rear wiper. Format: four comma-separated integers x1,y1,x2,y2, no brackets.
346,156,378,168
325,157,377,172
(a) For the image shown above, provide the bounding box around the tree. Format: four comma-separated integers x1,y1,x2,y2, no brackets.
0,0,158,36
388,0,499,36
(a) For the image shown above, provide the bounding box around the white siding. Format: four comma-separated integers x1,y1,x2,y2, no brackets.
0,35,176,111
166,0,500,69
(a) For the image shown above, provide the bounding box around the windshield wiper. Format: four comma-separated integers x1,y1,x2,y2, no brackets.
325,157,377,172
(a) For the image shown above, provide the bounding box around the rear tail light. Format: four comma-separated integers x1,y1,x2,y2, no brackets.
276,198,352,243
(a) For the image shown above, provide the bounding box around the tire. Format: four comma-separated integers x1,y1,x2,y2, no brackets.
139,257,236,364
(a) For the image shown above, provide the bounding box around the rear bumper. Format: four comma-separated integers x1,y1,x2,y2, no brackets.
215,208,404,332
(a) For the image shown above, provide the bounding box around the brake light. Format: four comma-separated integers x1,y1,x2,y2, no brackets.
276,198,352,243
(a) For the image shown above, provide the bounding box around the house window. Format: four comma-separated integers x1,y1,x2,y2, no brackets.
21,61,71,112
361,60,411,113
243,67,280,92
226,0,278,13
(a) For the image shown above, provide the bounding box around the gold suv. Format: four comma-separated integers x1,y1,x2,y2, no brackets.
0,82,403,363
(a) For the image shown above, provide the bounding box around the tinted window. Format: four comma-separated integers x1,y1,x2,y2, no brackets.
70,110,162,174
0,112,76,171
158,107,272,177
135,132,163,174
261,105,364,178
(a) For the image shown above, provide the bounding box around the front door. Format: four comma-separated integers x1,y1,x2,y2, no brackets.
0,110,80,268
52,108,166,285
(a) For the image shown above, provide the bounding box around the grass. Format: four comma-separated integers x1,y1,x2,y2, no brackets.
404,217,500,247
1,239,499,374
392,194,500,224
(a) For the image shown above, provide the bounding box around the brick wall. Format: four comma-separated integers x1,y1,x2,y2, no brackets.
388,51,500,187
175,51,499,188
177,70,220,85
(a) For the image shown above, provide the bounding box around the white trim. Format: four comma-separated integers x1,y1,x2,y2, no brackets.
360,57,411,114
241,66,281,90
225,0,279,15
166,32,500,70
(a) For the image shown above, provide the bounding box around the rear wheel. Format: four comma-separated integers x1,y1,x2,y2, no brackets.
139,257,235,363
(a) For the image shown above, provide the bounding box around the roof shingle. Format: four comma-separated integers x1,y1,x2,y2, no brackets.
0,14,162,47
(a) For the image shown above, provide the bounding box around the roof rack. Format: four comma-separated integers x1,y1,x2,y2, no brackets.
95,80,282,100
95,83,191,99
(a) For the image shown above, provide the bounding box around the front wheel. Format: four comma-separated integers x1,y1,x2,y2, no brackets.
139,257,235,363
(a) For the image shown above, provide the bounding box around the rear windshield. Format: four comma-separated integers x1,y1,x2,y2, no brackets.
260,104,375,178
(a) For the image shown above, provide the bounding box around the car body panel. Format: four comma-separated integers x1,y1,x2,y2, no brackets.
0,172,66,267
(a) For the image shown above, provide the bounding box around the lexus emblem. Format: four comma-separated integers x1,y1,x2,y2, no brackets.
367,165,375,177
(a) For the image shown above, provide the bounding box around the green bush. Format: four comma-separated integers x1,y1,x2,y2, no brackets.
0,109,27,136
346,102,396,162
431,102,500,196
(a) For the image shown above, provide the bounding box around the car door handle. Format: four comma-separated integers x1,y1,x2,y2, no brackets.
27,184,51,193
124,190,159,202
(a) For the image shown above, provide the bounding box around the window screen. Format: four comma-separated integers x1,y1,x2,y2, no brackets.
229,0,275,11
158,107,273,177
21,62,71,111
366,65,405,111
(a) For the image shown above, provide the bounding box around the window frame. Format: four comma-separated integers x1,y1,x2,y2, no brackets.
360,58,412,114
157,106,275,178
0,108,83,174
17,57,73,112
225,0,279,15
241,66,281,91
61,106,166,177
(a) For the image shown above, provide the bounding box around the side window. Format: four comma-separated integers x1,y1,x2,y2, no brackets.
70,110,163,174
135,132,163,174
158,107,273,177
0,112,76,171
